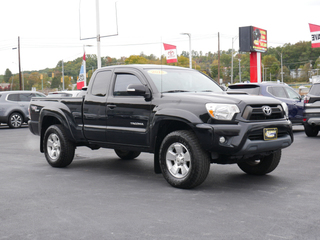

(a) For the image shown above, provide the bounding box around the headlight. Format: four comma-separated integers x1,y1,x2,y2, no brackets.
206,103,240,120
281,102,289,118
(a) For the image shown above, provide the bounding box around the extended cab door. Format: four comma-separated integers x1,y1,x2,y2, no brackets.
106,68,152,147
83,70,112,142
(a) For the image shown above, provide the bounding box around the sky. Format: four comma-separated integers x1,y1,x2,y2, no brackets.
1,0,320,75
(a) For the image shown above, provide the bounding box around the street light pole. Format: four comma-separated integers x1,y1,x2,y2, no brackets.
18,37,22,90
181,33,192,68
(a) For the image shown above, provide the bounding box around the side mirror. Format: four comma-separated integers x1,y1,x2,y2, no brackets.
127,84,146,95
127,84,151,100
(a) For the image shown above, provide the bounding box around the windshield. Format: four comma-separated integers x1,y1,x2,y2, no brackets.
145,68,223,93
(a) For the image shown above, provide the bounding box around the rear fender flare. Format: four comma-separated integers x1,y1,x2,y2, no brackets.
39,108,75,152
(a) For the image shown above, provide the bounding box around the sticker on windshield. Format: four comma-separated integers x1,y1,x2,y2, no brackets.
148,70,167,75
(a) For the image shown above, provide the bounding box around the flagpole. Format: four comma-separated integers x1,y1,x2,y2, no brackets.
83,45,87,87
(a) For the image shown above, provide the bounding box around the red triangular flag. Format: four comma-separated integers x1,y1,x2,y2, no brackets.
309,23,320,48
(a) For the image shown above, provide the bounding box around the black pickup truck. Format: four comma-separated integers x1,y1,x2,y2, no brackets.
29,65,293,188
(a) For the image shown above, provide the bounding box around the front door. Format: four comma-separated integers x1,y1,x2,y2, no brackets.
106,70,151,146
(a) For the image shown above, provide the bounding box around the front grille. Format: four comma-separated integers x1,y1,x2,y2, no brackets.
242,104,284,121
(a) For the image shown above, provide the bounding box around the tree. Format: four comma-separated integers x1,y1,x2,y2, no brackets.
4,69,12,83
51,77,60,89
124,55,148,64
262,55,280,81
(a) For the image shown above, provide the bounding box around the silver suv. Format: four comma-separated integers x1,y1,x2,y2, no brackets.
0,91,46,128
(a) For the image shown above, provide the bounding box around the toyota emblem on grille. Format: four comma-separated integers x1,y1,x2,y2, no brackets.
262,106,272,116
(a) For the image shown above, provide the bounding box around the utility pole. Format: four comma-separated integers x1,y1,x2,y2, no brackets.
96,0,101,69
231,36,238,84
18,36,22,90
218,32,220,83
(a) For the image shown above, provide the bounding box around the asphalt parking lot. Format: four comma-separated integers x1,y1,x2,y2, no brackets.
0,125,319,240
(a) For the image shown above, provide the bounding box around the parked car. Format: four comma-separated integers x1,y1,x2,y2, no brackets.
227,82,304,124
47,91,81,98
303,82,320,136
0,91,46,128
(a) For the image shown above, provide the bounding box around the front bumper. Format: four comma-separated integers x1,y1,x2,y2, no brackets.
195,119,293,157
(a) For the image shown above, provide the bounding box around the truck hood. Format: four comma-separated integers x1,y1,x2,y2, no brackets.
161,91,282,105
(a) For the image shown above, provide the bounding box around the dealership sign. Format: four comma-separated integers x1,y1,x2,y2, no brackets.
239,26,267,53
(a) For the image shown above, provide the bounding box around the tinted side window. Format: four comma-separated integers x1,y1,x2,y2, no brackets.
285,87,300,100
269,87,287,98
114,74,142,96
91,70,112,97
20,93,33,101
7,94,20,101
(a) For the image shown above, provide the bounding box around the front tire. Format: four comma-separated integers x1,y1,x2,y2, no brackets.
304,124,319,137
114,149,141,160
8,112,23,128
43,125,75,168
159,130,210,189
237,149,281,175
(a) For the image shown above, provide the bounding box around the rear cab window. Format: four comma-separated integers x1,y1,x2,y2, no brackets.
91,70,112,97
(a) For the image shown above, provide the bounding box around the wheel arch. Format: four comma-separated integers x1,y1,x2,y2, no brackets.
39,109,75,152
152,117,197,174
7,109,27,123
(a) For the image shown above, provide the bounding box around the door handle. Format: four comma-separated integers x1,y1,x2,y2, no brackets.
107,104,117,109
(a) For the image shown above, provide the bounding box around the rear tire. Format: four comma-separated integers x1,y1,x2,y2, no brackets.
237,149,281,175
114,149,141,160
43,124,75,168
8,112,23,128
304,124,319,137
159,130,210,189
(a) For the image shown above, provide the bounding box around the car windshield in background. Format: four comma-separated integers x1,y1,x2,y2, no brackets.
227,85,260,95
145,69,223,93
309,84,320,95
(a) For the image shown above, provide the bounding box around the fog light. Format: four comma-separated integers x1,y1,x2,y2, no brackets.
219,136,226,143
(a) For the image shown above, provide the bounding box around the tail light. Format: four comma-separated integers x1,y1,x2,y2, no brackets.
304,96,310,104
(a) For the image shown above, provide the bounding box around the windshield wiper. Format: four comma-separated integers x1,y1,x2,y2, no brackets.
162,90,190,93
201,90,214,92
